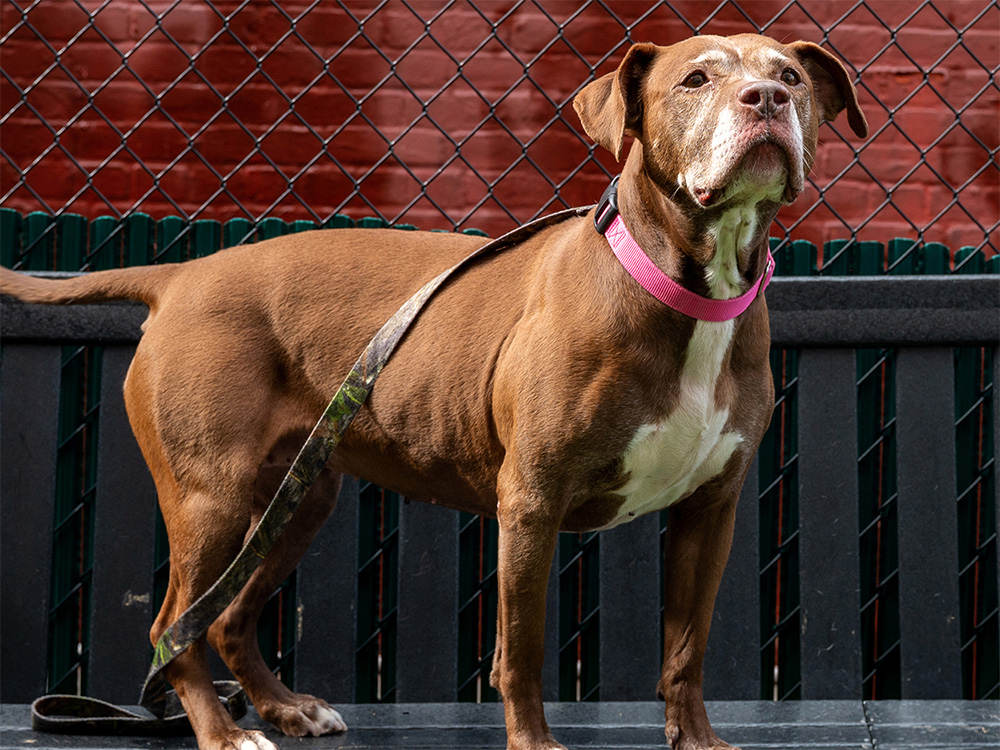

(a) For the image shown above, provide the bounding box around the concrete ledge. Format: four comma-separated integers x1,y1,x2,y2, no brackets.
2,700,997,749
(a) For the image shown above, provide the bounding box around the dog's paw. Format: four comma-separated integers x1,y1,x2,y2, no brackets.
261,695,347,737
215,729,279,750
665,722,740,750
506,731,567,750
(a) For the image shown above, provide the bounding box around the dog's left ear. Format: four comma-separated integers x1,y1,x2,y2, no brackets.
573,43,659,161
787,41,869,138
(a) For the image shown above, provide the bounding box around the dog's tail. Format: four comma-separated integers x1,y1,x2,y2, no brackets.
0,263,180,308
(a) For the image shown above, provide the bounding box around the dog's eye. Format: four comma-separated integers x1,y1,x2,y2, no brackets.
682,71,709,89
781,68,800,86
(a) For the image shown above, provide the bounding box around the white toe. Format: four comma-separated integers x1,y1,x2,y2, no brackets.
306,704,347,735
240,732,279,750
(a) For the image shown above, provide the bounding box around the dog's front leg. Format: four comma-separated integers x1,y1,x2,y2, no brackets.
493,472,564,750
659,488,742,750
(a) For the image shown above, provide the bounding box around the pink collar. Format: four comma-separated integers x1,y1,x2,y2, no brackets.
595,177,775,323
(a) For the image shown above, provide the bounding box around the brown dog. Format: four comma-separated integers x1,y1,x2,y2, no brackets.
2,34,866,750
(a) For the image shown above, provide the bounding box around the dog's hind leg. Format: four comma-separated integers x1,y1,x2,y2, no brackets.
207,466,346,738
151,481,280,750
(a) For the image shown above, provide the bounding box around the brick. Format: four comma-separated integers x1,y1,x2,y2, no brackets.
22,78,90,126
22,1,91,42
328,122,392,166
190,43,260,88
293,6,360,50
126,39,194,85
258,126,329,169
259,41,327,89
58,39,127,83
426,10,495,59
158,3,223,46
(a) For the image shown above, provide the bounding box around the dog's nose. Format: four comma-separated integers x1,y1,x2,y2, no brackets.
738,81,789,120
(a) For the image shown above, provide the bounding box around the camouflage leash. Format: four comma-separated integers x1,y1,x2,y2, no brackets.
32,206,587,734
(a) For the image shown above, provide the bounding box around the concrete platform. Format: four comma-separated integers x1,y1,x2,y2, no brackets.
2,700,998,749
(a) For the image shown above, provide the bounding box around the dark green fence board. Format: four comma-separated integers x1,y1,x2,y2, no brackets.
223,218,254,248
704,457,761,700
0,207,20,267
125,214,153,267
896,347,963,698
0,344,61,701
88,217,122,270
797,348,862,699
191,219,221,259
598,513,660,701
395,501,459,702
56,214,87,272
295,477,360,703
22,212,54,270
88,346,158,704
155,216,188,264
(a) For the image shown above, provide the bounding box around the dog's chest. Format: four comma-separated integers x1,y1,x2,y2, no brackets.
602,320,743,529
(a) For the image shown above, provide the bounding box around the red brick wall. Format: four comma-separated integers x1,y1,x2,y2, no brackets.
1,1,997,254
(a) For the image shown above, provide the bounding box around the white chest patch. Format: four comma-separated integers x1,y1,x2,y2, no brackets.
602,320,743,529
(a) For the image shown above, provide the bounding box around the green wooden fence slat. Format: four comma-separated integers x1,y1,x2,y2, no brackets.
954,246,983,275
22,212,55,271
1,207,21,268
358,217,389,229
790,239,817,277
888,238,919,275
987,254,999,274
191,219,221,258
56,214,88,272
257,217,287,240
126,213,154,267
324,214,355,230
856,241,884,276
224,218,254,248
822,239,851,275
89,217,122,270
289,220,318,234
156,216,188,264
921,242,950,274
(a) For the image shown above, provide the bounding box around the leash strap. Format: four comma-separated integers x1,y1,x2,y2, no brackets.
30,206,587,736
595,175,775,322
138,207,587,716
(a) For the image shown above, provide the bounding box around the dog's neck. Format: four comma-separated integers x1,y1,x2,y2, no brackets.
616,145,777,302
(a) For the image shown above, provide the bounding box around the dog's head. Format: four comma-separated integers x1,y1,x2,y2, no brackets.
574,34,868,210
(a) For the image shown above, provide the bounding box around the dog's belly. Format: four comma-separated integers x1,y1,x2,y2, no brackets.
601,319,743,529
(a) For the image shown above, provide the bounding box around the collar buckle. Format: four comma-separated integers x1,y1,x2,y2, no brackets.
594,175,620,235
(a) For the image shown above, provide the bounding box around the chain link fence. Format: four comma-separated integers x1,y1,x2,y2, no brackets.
1,0,997,254
1,0,997,704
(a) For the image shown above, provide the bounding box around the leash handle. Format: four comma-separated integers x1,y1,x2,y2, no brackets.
31,681,245,736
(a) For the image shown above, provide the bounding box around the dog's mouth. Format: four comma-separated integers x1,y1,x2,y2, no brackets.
693,134,801,208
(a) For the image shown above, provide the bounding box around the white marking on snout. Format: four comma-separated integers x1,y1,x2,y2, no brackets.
603,320,743,529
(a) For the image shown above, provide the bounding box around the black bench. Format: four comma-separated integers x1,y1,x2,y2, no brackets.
1,272,997,749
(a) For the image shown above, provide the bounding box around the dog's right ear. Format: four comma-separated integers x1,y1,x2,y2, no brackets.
573,43,658,161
